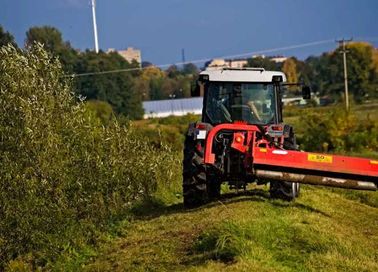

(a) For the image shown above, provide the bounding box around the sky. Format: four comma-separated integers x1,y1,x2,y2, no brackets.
1,0,378,66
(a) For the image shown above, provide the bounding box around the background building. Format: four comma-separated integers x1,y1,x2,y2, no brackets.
143,97,202,119
107,47,142,65
206,58,248,68
270,56,288,63
205,55,286,69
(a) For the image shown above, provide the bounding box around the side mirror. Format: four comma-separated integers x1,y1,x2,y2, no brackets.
191,81,200,97
302,86,311,99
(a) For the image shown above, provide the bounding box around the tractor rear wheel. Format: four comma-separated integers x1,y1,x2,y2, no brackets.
207,176,221,199
183,135,209,208
183,135,222,207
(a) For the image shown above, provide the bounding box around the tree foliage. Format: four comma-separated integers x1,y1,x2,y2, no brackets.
25,26,78,73
244,42,378,102
74,51,144,119
0,25,17,48
26,26,65,52
24,26,145,119
282,58,298,83
136,65,194,100
246,56,281,70
299,107,378,153
183,63,199,75
6,25,378,117
372,49,378,75
312,43,376,100
342,42,376,100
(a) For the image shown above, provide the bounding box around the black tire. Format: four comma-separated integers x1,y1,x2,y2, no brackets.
270,180,299,201
207,176,221,199
269,131,300,201
182,135,209,208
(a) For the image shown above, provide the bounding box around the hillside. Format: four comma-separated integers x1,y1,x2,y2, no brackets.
82,186,378,271
78,103,378,271
1,45,377,271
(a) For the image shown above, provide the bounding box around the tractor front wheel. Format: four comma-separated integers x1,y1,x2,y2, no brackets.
269,132,300,201
269,181,299,201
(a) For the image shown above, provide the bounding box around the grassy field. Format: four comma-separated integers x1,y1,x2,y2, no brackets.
82,186,378,271
53,103,378,271
73,102,378,271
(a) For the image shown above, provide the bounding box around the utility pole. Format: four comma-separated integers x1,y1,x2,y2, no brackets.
91,0,99,53
181,48,186,69
336,38,352,111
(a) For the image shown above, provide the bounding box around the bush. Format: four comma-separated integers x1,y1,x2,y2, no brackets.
0,44,180,268
84,100,116,126
298,106,378,153
134,114,201,151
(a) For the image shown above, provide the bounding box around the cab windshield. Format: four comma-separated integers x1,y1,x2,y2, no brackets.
205,82,277,125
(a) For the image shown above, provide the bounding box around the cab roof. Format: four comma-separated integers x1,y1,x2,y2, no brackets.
200,67,287,83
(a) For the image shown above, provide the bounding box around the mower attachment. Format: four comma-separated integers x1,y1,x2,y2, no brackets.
204,123,378,191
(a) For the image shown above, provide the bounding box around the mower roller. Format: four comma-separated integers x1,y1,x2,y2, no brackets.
183,67,377,207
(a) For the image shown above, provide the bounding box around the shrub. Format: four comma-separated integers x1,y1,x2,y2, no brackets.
0,44,180,268
298,106,378,153
133,114,200,152
84,100,116,126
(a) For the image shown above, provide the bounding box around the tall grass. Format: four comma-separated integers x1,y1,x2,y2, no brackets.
0,44,180,269
192,198,378,272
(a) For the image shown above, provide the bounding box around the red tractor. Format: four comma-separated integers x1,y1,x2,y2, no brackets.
183,67,377,207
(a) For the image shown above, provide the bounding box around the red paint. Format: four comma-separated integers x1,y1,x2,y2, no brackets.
231,132,247,153
253,147,378,178
196,123,206,130
203,123,378,179
204,123,260,163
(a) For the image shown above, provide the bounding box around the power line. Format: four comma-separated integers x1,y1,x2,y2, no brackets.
66,39,335,78
67,67,142,78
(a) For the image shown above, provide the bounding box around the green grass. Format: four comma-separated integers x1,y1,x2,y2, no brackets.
82,186,378,271
8,103,376,271
75,103,378,271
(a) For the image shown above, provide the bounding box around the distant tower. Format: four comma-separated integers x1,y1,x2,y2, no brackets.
181,48,186,68
91,0,99,53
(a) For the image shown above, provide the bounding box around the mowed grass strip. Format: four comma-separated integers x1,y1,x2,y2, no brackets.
83,186,378,272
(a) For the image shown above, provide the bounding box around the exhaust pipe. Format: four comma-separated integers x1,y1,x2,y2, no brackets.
255,170,377,191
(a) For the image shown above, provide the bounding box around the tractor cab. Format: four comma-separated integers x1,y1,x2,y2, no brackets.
203,78,280,125
192,68,310,126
